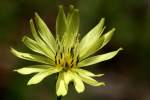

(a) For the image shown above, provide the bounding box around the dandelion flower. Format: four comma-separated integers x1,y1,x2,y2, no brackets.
11,5,122,96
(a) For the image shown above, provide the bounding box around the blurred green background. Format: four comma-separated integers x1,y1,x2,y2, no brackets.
0,0,150,100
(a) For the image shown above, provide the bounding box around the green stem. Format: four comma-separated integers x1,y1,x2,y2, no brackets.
57,96,62,100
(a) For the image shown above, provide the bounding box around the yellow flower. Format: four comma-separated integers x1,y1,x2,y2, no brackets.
11,5,122,96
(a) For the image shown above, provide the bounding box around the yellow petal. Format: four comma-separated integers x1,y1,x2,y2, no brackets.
75,68,104,77
10,48,55,65
14,65,51,75
79,18,105,60
80,75,105,87
29,19,55,60
72,72,85,93
27,67,61,85
34,13,56,53
100,28,115,48
78,48,123,67
56,5,67,40
56,72,67,96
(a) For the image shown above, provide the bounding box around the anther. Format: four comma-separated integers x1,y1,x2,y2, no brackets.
71,59,74,64
55,60,57,64
58,59,60,64
76,56,79,64
60,53,62,58
70,47,74,55
66,63,69,67
70,64,73,68
55,52,57,64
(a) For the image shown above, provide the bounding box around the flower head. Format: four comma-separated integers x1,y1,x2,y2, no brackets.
11,5,122,96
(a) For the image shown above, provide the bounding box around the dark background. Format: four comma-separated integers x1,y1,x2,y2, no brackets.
0,0,150,100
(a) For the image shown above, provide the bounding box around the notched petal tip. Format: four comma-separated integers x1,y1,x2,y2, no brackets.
14,69,26,74
10,47,13,52
10,48,22,58
111,28,116,32
29,19,35,28
34,12,42,21
117,47,123,53
29,18,33,23
10,47,14,51
13,69,17,72
10,47,17,55
29,18,32,21
34,12,39,17
78,47,123,67
21,36,27,42
58,5,64,13
72,73,85,93
96,82,105,87
27,82,33,86
14,69,27,75
74,9,79,12
34,13,41,22
27,67,60,86
119,47,123,51
58,5,63,8
56,73,68,96
77,88,85,93
95,74,104,77
27,79,38,86
69,4,74,9
99,18,105,24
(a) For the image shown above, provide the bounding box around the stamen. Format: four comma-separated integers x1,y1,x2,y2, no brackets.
76,56,79,64
55,36,80,70
66,63,70,68
60,53,62,58
55,52,57,64
55,60,57,64
70,64,73,68
55,52,57,58
58,59,60,64
70,47,74,54
71,59,74,64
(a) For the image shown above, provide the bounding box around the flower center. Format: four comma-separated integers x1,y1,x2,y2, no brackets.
55,47,79,71
55,32,80,71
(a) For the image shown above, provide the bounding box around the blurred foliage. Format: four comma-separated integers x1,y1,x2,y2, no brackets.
0,0,150,100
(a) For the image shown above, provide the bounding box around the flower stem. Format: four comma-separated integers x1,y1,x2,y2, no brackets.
57,96,62,100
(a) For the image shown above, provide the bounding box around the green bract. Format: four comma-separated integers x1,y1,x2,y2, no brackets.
11,5,122,96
